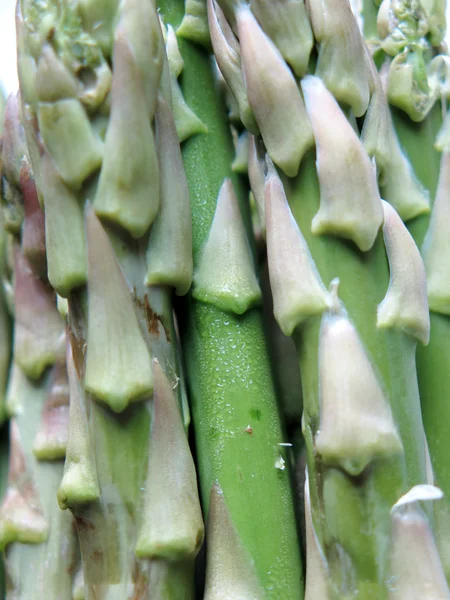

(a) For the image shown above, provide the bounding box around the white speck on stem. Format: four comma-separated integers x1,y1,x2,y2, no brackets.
275,456,285,471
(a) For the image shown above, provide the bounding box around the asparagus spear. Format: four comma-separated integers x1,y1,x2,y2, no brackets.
0,92,79,599
160,1,305,598
8,0,450,598
16,0,204,597
362,0,450,579
202,0,447,597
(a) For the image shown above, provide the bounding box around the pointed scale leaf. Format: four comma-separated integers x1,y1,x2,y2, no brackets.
2,93,27,189
93,32,159,238
215,0,236,28
159,42,173,108
84,206,154,412
377,201,430,345
376,0,390,40
250,0,313,78
177,0,211,48
118,0,164,119
135,360,204,560
316,280,403,476
5,362,31,418
302,75,383,252
265,161,330,336
307,0,370,117
231,128,248,174
304,472,331,600
2,96,26,236
422,0,447,46
203,483,266,600
76,0,120,59
41,153,87,298
57,342,100,510
387,49,435,123
13,247,65,379
247,135,266,233
0,421,48,549
214,59,241,122
192,178,262,314
56,295,68,319
33,363,70,461
435,108,450,152
389,494,450,599
72,565,85,600
171,73,208,142
35,43,80,103
165,26,208,141
37,99,104,190
422,152,450,315
20,163,47,277
207,0,257,133
237,4,313,177
166,25,184,79
362,47,430,221
392,485,444,511
145,95,193,296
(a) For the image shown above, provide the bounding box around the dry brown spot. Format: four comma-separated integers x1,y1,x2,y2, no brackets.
145,296,161,338
132,563,149,600
75,515,96,532
91,548,103,564
67,301,87,380
135,293,171,343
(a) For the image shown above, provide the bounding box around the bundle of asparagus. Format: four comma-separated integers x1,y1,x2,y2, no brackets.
0,0,448,599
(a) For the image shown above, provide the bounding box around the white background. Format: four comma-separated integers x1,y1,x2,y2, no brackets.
1,1,450,94
0,0,19,95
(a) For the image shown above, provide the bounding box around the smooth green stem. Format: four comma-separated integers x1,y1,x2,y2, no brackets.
261,259,303,428
159,1,304,598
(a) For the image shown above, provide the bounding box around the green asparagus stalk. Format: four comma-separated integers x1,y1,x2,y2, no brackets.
361,0,450,579
159,1,305,598
0,92,80,599
7,0,450,599
15,0,205,597
200,0,448,597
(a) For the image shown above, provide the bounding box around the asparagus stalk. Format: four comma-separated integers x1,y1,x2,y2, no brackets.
8,0,450,598
361,0,450,579
0,92,79,599
201,0,448,597
160,1,305,598
16,0,204,597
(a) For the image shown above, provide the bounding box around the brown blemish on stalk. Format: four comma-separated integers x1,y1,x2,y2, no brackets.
67,521,79,575
132,563,150,600
74,514,96,532
69,328,86,380
135,293,172,343
145,295,161,338
67,292,88,379
91,548,103,563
